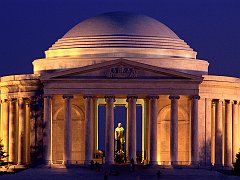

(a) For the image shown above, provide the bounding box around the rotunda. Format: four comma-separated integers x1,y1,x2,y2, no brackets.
0,12,239,168
33,12,208,75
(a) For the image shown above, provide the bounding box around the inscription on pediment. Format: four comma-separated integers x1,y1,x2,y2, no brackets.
46,60,198,81
106,65,137,78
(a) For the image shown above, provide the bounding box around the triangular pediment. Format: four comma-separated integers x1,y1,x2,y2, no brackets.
41,59,202,82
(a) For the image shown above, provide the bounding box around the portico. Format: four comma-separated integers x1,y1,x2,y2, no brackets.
39,58,202,165
42,94,200,165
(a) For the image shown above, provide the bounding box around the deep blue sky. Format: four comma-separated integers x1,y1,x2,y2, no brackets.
0,0,240,77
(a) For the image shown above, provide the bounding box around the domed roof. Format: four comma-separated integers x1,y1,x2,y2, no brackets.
34,12,208,76
46,11,196,62
63,11,179,39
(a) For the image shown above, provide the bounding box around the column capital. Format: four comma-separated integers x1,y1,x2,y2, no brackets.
206,98,212,101
25,97,32,103
18,97,35,102
212,101,216,107
217,99,224,103
147,95,159,100
18,97,24,100
126,95,138,101
104,96,116,101
63,95,73,99
8,97,17,102
18,97,25,105
1,99,8,103
43,95,53,99
83,95,94,99
234,100,239,104
225,99,234,104
206,98,212,105
190,95,200,100
169,95,180,100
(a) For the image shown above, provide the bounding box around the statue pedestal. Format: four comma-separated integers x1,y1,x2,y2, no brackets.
114,151,125,163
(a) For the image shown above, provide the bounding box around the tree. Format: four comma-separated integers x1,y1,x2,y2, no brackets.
233,151,240,176
0,139,8,166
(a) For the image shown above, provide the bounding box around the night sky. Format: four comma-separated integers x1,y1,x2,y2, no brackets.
1,0,240,77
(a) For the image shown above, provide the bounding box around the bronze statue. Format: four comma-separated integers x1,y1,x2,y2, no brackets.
115,122,125,153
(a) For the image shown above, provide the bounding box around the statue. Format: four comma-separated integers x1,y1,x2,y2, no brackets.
115,122,125,153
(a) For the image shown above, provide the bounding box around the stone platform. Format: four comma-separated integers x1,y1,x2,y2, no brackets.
0,165,240,180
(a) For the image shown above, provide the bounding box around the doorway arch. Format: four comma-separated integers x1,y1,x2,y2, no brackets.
52,104,85,163
157,105,190,164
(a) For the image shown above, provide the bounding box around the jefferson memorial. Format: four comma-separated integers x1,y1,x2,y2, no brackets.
0,12,239,167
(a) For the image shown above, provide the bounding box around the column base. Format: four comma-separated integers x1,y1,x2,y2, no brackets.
84,160,92,165
62,160,72,165
149,161,158,165
190,161,200,166
222,165,233,170
213,164,233,170
171,161,178,166
43,160,52,165
213,164,224,170
224,163,233,168
105,160,114,165
14,164,27,168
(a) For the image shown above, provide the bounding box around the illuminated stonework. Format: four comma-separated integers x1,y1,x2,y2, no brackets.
0,12,239,167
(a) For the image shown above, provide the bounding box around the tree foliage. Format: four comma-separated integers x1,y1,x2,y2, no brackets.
234,151,240,176
0,139,8,165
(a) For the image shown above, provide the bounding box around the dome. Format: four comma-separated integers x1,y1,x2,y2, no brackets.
46,11,195,59
63,11,179,39
33,12,209,76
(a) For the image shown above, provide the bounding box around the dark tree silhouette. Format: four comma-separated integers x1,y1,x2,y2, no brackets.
0,139,8,165
29,93,44,165
234,151,240,176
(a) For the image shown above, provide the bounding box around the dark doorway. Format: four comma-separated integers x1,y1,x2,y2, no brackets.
97,102,142,159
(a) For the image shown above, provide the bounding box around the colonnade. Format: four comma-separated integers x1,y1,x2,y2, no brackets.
211,99,239,166
0,97,30,165
43,94,199,165
2,95,237,166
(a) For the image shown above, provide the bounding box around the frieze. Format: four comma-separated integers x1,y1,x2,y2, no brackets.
106,65,137,78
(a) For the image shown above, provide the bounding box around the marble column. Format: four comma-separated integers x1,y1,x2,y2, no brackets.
18,98,26,165
63,95,73,164
127,96,137,162
9,98,17,164
1,99,9,159
215,99,223,166
238,102,240,155
43,96,52,164
225,100,233,166
191,95,200,164
169,95,180,165
148,96,159,165
25,99,30,164
141,100,146,163
105,96,115,164
232,101,239,163
84,96,94,164
93,99,99,153
211,102,216,164
205,98,212,164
